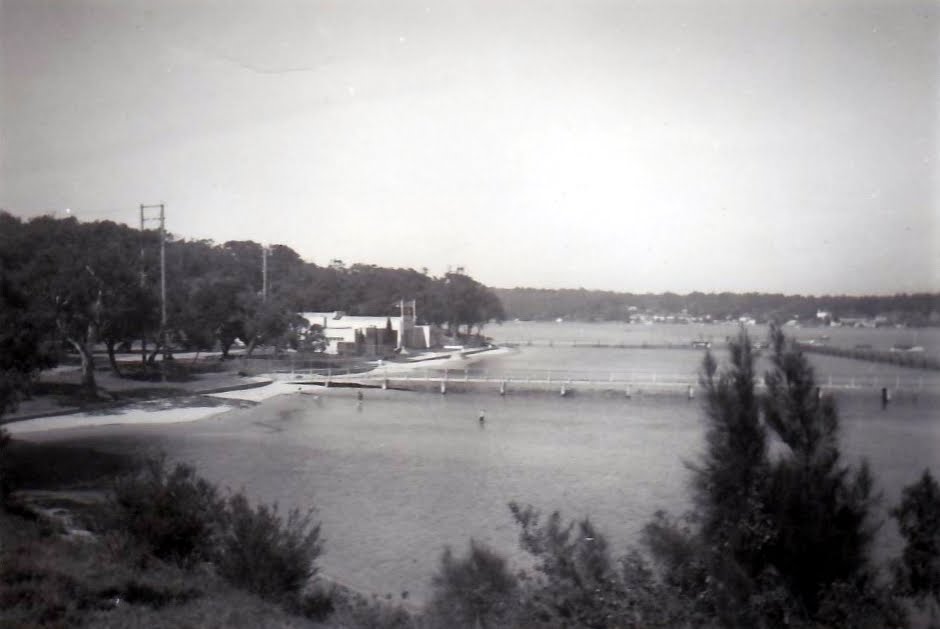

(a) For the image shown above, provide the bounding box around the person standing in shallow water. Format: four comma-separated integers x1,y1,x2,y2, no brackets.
479,409,486,426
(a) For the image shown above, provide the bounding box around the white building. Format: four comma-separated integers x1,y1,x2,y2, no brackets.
299,301,440,355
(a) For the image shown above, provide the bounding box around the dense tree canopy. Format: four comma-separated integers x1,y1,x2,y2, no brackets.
0,212,506,393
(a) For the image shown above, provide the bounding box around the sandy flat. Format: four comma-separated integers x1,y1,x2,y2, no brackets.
4,404,232,435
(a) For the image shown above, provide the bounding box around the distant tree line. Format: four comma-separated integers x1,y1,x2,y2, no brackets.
0,212,504,399
494,288,940,326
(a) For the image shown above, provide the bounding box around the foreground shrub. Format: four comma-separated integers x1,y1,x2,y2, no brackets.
510,503,689,629
331,591,414,629
112,457,222,565
893,468,940,625
427,539,519,628
215,492,322,601
298,582,336,621
112,457,325,603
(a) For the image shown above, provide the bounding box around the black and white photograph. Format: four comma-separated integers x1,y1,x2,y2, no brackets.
1,1,938,627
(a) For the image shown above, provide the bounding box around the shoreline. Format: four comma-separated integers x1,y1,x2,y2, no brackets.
2,346,512,435
2,381,307,436
6,343,927,435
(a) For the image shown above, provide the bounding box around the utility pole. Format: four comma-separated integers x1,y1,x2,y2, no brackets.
262,245,268,303
139,207,147,288
139,206,148,367
140,203,167,379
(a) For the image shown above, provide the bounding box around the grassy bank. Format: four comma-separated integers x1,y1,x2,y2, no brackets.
0,510,319,629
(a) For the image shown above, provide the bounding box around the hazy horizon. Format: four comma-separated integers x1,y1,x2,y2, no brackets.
5,205,935,298
2,0,937,295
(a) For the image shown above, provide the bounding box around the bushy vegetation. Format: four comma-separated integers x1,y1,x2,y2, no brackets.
0,509,318,629
426,539,520,628
112,457,223,565
215,493,322,600
328,592,414,629
893,469,940,626
112,457,322,603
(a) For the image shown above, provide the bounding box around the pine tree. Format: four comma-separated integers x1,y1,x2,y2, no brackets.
678,325,902,627
760,325,883,617
690,330,771,626
893,469,940,625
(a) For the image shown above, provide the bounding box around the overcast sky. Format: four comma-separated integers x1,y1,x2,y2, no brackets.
1,0,937,294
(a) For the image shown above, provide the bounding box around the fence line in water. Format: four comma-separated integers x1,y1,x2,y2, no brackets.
266,364,935,394
500,339,702,349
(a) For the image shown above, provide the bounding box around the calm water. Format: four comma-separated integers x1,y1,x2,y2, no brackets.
478,322,940,390
31,329,940,604
489,321,940,359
